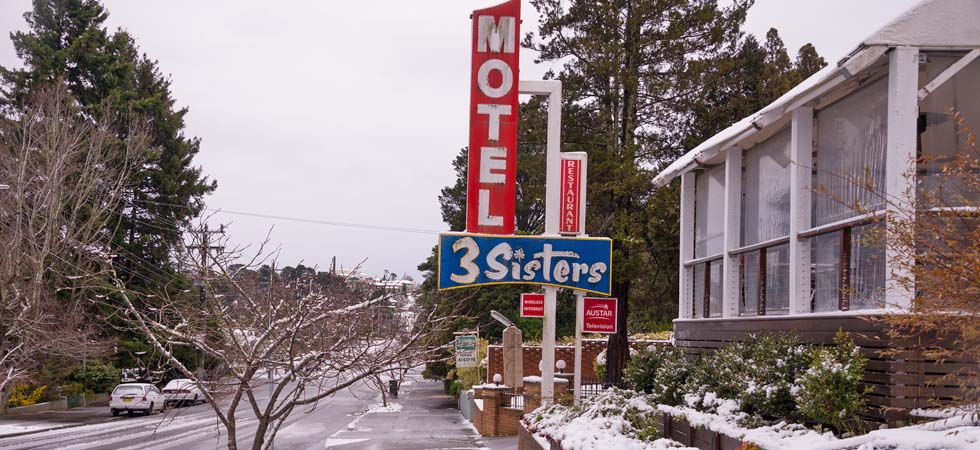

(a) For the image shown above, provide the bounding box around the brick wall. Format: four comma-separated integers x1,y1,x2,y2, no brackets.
487,339,670,383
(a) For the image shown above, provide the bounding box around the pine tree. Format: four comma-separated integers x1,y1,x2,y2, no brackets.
527,0,753,384
2,0,216,290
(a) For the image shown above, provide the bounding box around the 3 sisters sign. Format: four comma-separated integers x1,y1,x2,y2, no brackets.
438,0,612,303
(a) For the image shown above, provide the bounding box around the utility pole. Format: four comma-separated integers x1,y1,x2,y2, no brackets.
186,223,225,375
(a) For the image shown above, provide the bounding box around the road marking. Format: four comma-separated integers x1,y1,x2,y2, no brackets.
323,437,369,448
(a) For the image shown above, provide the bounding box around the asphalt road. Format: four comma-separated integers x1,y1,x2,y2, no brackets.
0,379,381,450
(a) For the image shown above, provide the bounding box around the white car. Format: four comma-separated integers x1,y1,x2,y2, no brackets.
162,378,206,406
110,383,165,416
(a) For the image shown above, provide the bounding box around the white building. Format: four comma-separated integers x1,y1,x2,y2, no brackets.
653,0,979,419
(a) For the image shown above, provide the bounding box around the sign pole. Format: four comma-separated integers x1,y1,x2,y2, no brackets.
573,290,584,406
518,80,562,404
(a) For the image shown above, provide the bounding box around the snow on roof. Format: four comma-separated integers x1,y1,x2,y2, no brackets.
653,0,980,187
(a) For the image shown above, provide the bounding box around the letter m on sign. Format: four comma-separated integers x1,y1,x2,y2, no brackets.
466,0,520,235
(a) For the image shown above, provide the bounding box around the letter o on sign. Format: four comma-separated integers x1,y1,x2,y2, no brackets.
477,59,513,99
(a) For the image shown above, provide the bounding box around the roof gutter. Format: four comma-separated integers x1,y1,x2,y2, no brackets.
652,45,889,187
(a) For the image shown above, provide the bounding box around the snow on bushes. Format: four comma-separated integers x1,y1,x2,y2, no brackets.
624,332,870,432
625,346,695,407
795,331,868,433
525,388,693,450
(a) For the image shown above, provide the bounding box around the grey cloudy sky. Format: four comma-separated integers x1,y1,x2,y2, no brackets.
0,0,919,280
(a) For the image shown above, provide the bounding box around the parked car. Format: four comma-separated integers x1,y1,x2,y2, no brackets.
109,383,165,416
162,378,206,407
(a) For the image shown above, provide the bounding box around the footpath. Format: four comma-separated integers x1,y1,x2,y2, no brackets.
0,406,119,438
325,379,516,450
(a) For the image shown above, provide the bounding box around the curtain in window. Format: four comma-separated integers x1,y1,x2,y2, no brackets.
695,165,725,258
765,244,790,314
709,260,723,318
742,128,792,246
813,78,888,226
918,52,980,207
850,224,885,310
739,251,759,316
811,233,841,312
693,262,706,318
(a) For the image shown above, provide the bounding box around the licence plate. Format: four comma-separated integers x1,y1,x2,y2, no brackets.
123,398,132,403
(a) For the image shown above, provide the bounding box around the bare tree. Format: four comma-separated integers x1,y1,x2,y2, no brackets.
105,229,458,450
0,84,146,400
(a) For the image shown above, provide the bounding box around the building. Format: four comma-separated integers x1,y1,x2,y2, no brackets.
653,0,979,420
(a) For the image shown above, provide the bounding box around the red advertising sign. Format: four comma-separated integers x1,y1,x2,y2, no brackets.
583,297,617,334
520,293,545,318
466,0,520,235
559,156,584,235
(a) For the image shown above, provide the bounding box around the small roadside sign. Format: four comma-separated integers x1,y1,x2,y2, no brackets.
520,293,545,318
455,334,478,368
582,297,617,334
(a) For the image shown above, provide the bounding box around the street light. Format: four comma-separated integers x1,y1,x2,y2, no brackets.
489,310,515,328
0,184,9,190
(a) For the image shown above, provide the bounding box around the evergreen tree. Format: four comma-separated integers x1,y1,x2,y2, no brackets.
2,0,216,290
527,0,753,384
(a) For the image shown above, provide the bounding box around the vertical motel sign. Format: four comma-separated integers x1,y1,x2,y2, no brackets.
466,0,521,234
559,153,587,235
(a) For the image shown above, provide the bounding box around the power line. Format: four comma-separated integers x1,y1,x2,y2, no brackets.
131,199,443,236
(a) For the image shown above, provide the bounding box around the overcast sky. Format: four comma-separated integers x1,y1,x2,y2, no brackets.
0,0,919,280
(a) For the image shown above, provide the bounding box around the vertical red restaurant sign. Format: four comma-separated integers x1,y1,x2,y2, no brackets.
582,297,617,334
520,293,545,318
559,155,585,235
466,0,520,234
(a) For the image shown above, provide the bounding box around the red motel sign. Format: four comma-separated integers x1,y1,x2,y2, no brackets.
559,154,586,235
520,293,545,318
583,297,617,334
466,0,521,234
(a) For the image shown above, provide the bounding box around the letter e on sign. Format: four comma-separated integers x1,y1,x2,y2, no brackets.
582,297,617,334
466,0,520,234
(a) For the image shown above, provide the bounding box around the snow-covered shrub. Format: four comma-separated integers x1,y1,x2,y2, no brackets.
684,333,807,419
796,331,868,433
625,346,695,407
526,388,671,449
595,350,606,381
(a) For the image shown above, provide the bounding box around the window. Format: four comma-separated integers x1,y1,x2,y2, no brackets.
736,129,792,316
694,165,725,258
809,223,885,312
692,260,723,318
806,79,889,312
742,128,792,245
813,78,888,226
690,163,725,319
918,52,980,207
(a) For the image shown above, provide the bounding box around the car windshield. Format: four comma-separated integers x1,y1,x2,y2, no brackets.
113,385,144,396
164,380,192,390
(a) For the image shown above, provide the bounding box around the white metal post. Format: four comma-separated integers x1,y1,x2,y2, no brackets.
519,80,562,403
678,172,696,318
789,107,814,315
573,290,584,406
885,47,919,310
722,148,742,317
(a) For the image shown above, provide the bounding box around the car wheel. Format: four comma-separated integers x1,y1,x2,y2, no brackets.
194,394,199,405
111,408,120,417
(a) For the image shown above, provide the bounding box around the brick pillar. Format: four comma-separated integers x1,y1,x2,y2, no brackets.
523,378,541,414
480,384,510,436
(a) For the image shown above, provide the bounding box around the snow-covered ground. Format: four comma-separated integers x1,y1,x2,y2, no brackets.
527,389,980,450
0,422,66,437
